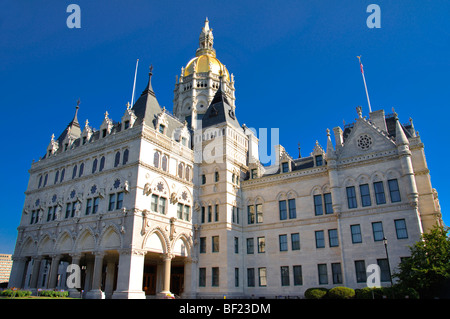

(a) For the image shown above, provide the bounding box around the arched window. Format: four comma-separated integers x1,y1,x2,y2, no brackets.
72,165,78,179
178,162,184,179
38,175,43,188
122,149,129,165
186,166,191,181
162,155,168,172
79,163,84,177
43,174,48,187
54,170,59,184
114,152,120,167
153,151,160,168
92,159,98,174
99,156,105,172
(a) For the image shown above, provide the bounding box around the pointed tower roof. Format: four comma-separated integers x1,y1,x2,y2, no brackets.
395,115,409,146
56,101,82,145
202,76,241,130
131,65,163,127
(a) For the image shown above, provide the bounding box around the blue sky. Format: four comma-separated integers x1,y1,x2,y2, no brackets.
1,0,449,254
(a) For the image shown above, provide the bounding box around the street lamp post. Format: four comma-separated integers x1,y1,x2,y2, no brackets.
383,237,394,286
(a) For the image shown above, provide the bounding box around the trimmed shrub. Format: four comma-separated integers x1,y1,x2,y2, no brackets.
1,289,32,297
38,290,69,298
327,287,355,299
304,288,328,299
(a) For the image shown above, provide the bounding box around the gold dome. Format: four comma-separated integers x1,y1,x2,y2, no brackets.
184,53,230,81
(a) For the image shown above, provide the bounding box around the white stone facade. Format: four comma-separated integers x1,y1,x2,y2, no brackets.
9,20,443,299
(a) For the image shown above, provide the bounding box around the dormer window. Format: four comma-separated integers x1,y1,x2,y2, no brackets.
315,155,323,167
251,169,258,179
159,124,165,134
102,129,107,138
181,137,187,146
64,144,69,151
282,162,290,173
124,121,130,130
82,136,87,145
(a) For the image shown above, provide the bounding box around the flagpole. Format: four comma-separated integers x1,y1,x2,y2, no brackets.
357,56,372,113
131,59,139,107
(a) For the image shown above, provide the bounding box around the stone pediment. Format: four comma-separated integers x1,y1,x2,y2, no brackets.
337,117,396,160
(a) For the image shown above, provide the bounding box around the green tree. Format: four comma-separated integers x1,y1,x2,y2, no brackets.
394,225,450,298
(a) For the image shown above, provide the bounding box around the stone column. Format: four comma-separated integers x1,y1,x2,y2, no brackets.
104,258,117,299
68,253,82,297
86,251,105,299
29,256,43,292
8,257,28,289
48,254,61,289
112,249,146,299
181,257,197,298
158,253,173,297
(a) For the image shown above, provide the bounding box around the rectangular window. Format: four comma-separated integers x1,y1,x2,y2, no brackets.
65,204,71,219
214,204,219,222
346,186,357,209
90,197,98,215
314,195,323,216
288,199,297,219
184,205,190,221
395,219,408,239
201,206,205,223
151,194,158,212
86,198,92,215
318,264,328,285
30,210,36,224
199,237,206,254
388,179,401,203
235,268,239,287
315,230,325,248
207,205,212,222
377,259,391,282
360,184,372,207
280,266,290,286
293,265,303,286
177,203,183,219
201,174,206,185
251,169,257,179
372,222,384,241
212,236,219,252
355,260,367,283
282,162,289,173
108,194,116,211
257,237,266,253
291,233,300,251
256,204,263,223
158,197,166,214
246,238,254,254
328,229,339,247
323,193,333,214
247,205,255,224
247,268,255,287
199,268,206,287
234,237,239,254
258,267,267,287
332,263,343,284
373,181,386,205
279,234,288,251
116,192,124,210
279,200,287,220
351,224,362,244
212,267,219,287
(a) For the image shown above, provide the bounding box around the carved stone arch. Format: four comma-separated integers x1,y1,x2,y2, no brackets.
75,227,97,252
386,169,401,180
343,177,357,187
255,196,265,205
356,174,371,185
276,191,287,201
99,224,122,250
176,186,193,206
371,171,385,183
55,230,75,253
310,186,323,196
287,189,298,199
171,232,193,257
321,184,331,194
20,236,37,256
37,233,55,255
108,172,127,193
245,197,254,205
142,226,170,254
149,176,171,198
